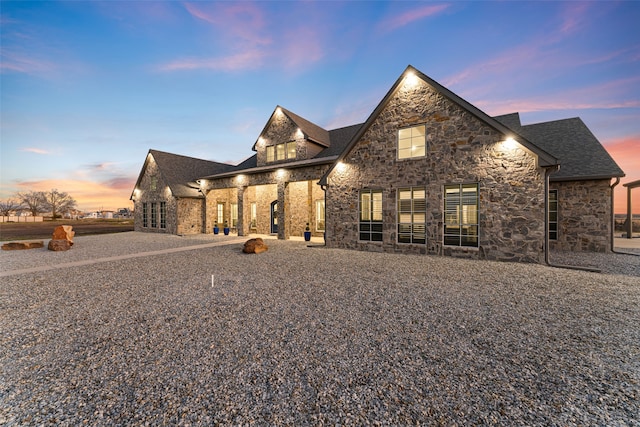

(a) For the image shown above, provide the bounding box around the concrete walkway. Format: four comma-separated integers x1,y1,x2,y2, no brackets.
614,237,640,250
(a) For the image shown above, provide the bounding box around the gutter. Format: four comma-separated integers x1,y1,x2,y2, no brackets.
544,165,601,273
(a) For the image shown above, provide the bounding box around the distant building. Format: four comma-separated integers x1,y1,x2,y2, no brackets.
132,65,624,262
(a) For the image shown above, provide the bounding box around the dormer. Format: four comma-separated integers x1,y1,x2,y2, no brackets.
252,106,331,167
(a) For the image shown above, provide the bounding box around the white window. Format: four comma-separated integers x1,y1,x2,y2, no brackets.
231,203,238,227
250,202,257,229
315,200,325,231
276,143,285,161
397,187,426,244
398,125,426,159
444,184,479,247
217,203,224,227
287,141,296,160
142,203,148,227
151,203,157,228
160,202,166,229
266,146,275,162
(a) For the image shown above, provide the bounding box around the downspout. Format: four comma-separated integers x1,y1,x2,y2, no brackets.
544,165,601,272
610,178,639,256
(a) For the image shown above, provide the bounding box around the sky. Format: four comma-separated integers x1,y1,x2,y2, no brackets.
1,1,639,214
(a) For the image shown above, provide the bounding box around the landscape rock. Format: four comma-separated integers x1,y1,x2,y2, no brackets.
243,237,268,254
48,239,72,251
52,225,75,245
1,241,45,251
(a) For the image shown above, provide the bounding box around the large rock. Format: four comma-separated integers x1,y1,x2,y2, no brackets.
52,225,74,245
243,238,269,254
48,239,72,251
2,241,44,250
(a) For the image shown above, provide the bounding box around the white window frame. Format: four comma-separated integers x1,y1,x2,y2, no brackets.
397,187,426,244
231,203,238,228
160,201,166,229
217,203,224,227
315,200,325,232
398,124,426,160
250,202,257,230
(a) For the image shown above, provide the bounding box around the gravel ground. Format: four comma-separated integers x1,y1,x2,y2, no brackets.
1,233,639,425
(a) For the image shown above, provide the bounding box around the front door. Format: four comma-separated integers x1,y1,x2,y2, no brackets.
270,200,278,234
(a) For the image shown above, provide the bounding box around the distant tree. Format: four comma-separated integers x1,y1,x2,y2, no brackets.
17,191,47,216
42,189,77,219
0,198,22,216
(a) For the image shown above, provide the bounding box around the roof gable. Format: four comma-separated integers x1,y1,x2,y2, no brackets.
319,65,558,185
131,149,235,199
252,106,330,151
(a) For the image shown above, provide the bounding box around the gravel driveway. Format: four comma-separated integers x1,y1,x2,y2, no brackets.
1,232,639,425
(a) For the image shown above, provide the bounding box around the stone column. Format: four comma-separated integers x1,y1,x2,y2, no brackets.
237,186,247,237
277,180,289,240
628,185,633,239
203,189,213,234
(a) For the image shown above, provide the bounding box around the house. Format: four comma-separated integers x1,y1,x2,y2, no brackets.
131,65,624,262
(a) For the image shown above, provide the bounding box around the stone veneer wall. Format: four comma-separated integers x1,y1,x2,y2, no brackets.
549,179,612,252
255,109,322,167
176,198,205,235
133,154,178,234
325,77,547,263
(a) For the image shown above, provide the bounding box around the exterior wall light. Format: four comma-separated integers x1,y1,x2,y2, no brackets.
236,174,246,185
503,137,518,150
276,168,287,179
335,161,347,173
403,71,419,88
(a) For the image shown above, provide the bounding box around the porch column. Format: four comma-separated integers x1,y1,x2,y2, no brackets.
628,185,633,239
203,189,213,234
277,180,289,240
237,186,247,237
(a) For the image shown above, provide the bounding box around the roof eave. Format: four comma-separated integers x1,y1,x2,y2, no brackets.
201,155,339,180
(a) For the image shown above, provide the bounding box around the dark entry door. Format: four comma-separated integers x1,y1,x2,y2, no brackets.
270,200,278,234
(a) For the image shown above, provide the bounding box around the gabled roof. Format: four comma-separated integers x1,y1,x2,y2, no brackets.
319,65,559,186
252,106,331,151
131,149,235,199
201,123,362,179
516,117,625,181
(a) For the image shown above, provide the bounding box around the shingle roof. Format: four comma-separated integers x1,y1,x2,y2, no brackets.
201,123,363,179
280,107,331,147
131,149,235,199
495,116,625,181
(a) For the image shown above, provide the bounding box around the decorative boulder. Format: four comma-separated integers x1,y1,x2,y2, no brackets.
2,241,45,250
48,239,72,251
243,238,269,254
52,225,75,246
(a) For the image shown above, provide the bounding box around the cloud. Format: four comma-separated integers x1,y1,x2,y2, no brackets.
377,3,450,33
0,49,57,75
474,76,640,116
20,147,50,155
159,50,267,72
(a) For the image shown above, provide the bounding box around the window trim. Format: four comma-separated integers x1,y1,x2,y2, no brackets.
397,187,426,245
359,189,383,242
397,124,426,160
443,183,479,248
315,199,325,232
151,202,157,228
142,202,148,228
250,202,257,230
160,201,166,229
266,141,297,163
217,203,224,227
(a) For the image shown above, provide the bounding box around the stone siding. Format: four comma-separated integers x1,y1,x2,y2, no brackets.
325,77,546,263
176,198,204,235
549,180,612,252
133,154,178,234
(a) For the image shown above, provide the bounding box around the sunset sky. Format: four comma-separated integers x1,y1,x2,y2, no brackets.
1,1,638,213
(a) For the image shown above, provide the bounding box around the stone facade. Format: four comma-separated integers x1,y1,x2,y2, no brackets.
549,179,612,252
324,77,547,263
133,155,177,234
